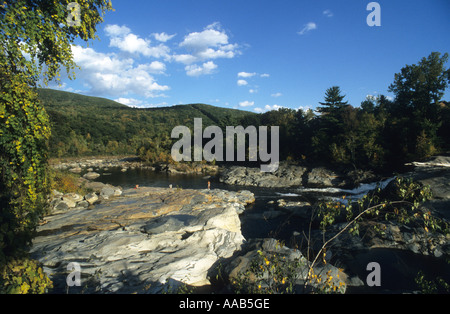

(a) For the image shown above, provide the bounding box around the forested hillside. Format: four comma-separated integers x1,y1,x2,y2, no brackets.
38,88,256,162
39,52,450,173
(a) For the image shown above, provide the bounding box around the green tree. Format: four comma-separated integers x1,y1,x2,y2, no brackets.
387,52,450,160
313,86,350,164
0,0,113,291
317,86,349,114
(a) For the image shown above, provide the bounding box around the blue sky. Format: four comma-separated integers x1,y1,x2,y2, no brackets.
52,0,450,112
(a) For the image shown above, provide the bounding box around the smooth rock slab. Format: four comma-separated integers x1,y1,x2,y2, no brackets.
30,187,254,293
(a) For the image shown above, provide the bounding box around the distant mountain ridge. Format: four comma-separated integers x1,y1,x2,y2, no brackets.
37,88,256,157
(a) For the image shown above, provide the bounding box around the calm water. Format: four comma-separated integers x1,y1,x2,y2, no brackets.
94,167,449,293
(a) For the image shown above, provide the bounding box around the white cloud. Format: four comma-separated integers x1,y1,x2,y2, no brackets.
180,23,229,51
237,79,248,86
260,73,270,78
323,10,333,17
102,23,240,79
238,72,257,78
104,24,131,37
152,32,176,42
147,61,166,74
298,22,317,35
115,97,143,107
175,22,240,75
271,92,282,98
249,89,257,94
239,100,255,107
197,47,236,60
115,97,168,108
185,61,218,77
172,54,198,65
71,45,169,98
298,105,312,112
253,104,285,113
105,24,171,59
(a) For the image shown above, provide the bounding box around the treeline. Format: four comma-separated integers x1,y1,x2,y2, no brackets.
247,52,450,172
41,52,450,173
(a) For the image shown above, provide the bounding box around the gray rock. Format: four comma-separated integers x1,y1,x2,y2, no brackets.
100,186,116,199
77,200,90,209
83,172,101,180
306,167,341,187
30,187,254,293
53,200,70,212
219,163,348,188
69,167,82,174
84,192,99,205
141,215,195,234
60,196,77,209
63,193,82,204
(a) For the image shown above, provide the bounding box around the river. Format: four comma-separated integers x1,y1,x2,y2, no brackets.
95,167,449,293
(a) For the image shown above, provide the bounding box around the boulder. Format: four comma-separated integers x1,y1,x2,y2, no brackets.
305,167,342,187
52,200,70,213
83,172,101,180
219,163,306,188
277,199,312,218
69,167,82,174
84,192,99,205
60,196,77,209
77,200,90,209
63,193,82,204
99,185,122,200
100,186,116,199
219,163,351,188
30,187,255,293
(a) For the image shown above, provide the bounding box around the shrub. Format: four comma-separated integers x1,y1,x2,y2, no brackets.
0,257,53,294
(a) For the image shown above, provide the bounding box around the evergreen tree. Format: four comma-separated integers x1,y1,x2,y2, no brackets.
313,86,350,164
317,86,349,114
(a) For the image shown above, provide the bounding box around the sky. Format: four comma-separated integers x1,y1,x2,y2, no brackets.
51,0,450,113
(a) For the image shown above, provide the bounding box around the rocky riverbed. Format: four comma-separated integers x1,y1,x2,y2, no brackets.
50,156,219,177
35,155,449,293
33,185,349,294
32,186,255,293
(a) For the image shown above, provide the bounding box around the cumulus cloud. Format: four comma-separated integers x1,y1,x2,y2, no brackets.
239,100,255,107
237,79,248,86
260,73,270,78
104,24,131,37
71,45,169,98
115,97,168,108
253,104,285,113
174,22,240,75
185,61,218,77
298,22,317,35
105,24,171,59
146,61,166,74
271,92,282,98
238,72,257,78
115,97,144,107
